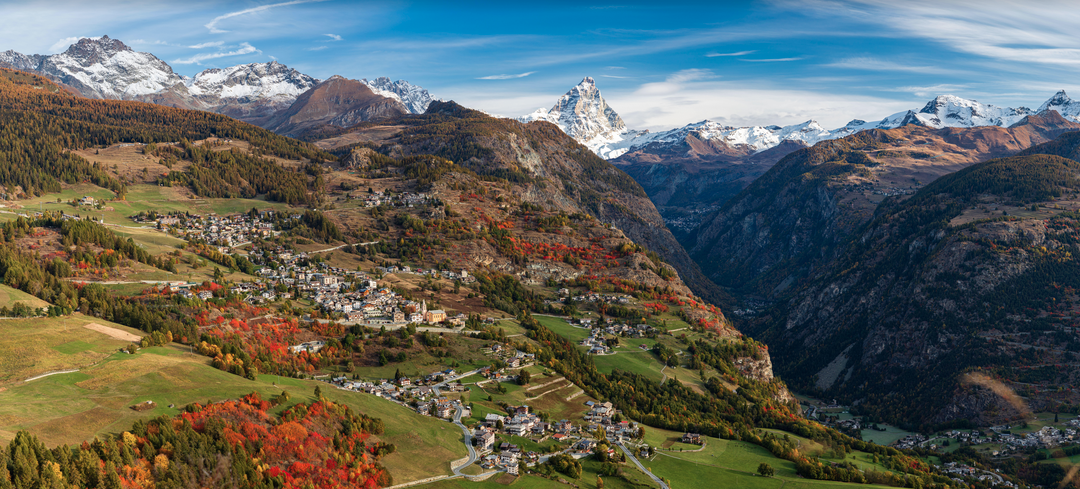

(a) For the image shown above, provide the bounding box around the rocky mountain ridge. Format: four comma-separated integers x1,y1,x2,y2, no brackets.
0,36,437,127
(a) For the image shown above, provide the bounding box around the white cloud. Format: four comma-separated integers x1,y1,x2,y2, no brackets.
824,57,969,76
325,33,342,41
48,36,83,53
173,42,260,65
307,46,328,51
706,50,756,57
739,57,803,62
607,79,914,131
665,69,716,83
205,0,329,34
188,41,224,49
477,72,536,80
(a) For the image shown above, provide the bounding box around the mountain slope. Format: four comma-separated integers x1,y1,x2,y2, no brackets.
263,76,409,137
752,151,1080,428
689,111,1080,299
318,101,727,304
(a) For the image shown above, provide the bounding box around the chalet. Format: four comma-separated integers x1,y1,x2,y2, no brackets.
474,429,495,451
682,433,703,445
78,196,97,206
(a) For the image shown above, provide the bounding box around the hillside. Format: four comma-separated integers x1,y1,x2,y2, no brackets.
264,76,409,138
689,112,1080,300
750,152,1080,428
314,101,728,305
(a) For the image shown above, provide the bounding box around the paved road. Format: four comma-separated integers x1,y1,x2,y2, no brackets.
450,406,479,477
616,441,669,489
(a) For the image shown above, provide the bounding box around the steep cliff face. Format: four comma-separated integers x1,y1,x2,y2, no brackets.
752,153,1080,427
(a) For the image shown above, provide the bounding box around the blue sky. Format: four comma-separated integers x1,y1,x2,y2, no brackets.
5,0,1080,131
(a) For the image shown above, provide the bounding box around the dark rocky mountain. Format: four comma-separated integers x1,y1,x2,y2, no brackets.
315,101,727,304
689,111,1080,300
612,139,805,241
264,76,409,138
749,150,1080,428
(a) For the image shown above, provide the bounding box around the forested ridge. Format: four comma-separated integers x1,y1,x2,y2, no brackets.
0,68,332,199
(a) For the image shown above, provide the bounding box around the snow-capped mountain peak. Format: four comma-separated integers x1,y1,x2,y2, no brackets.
360,77,438,114
517,77,628,156
185,61,318,100
32,35,184,99
1036,89,1080,122
1039,90,1072,112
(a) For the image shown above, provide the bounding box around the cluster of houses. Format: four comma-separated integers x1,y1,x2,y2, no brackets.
894,421,1079,454
140,210,281,249
355,190,434,209
939,462,1017,488
574,319,656,355
374,264,476,285
559,289,632,305
330,370,468,418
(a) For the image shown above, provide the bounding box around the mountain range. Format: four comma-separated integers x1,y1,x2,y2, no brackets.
524,78,1080,161
0,36,438,127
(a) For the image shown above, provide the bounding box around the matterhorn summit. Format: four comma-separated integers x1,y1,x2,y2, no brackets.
518,77,633,158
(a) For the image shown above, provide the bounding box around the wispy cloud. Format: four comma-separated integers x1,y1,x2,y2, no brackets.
324,33,342,41
824,57,968,75
478,72,535,80
665,68,717,83
706,50,756,57
188,41,224,49
824,1,1080,71
307,45,328,51
205,0,328,34
739,57,803,62
173,42,260,65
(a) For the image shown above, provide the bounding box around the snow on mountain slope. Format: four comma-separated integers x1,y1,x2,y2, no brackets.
520,78,1064,160
36,36,184,99
185,61,317,100
361,77,438,114
1038,90,1080,122
517,77,630,157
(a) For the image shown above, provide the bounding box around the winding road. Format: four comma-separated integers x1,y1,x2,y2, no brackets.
616,441,669,489
447,403,481,477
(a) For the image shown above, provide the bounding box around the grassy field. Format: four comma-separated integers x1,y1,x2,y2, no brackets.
0,334,468,485
422,457,658,489
0,284,51,310
0,315,139,386
636,426,901,489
